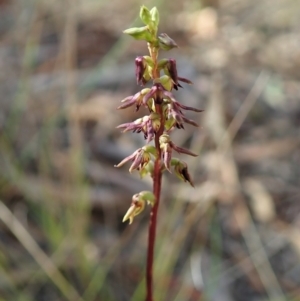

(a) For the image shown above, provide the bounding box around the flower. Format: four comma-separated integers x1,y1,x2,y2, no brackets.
114,145,157,173
159,133,198,172
117,88,151,111
114,148,149,172
117,113,160,143
135,56,155,86
158,59,194,90
122,200,145,224
143,84,163,106
171,158,194,187
162,90,204,113
123,191,156,224
164,103,199,130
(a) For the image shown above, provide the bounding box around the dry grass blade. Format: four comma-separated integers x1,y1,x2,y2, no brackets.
220,70,270,150
0,200,84,301
204,71,287,299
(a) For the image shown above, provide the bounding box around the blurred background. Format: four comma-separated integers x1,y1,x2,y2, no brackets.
1,0,300,300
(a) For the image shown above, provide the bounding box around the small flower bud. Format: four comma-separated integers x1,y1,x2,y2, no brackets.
123,26,153,42
139,6,159,33
139,6,152,26
150,7,159,28
158,33,178,51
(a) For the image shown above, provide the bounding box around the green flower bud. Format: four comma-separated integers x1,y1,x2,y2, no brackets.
150,7,159,28
140,6,152,25
158,33,178,51
123,26,153,42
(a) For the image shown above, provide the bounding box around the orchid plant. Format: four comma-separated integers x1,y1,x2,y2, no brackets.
115,6,202,301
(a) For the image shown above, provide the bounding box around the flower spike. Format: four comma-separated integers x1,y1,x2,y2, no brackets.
117,6,204,300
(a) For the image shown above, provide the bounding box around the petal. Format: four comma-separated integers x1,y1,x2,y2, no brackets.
178,76,193,85
114,150,139,168
163,150,172,172
116,122,132,129
176,102,204,112
117,96,136,109
182,116,199,127
143,85,157,105
129,150,144,172
171,143,198,157
161,90,174,100
123,205,136,223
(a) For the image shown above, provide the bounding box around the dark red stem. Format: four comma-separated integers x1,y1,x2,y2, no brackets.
145,102,164,301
